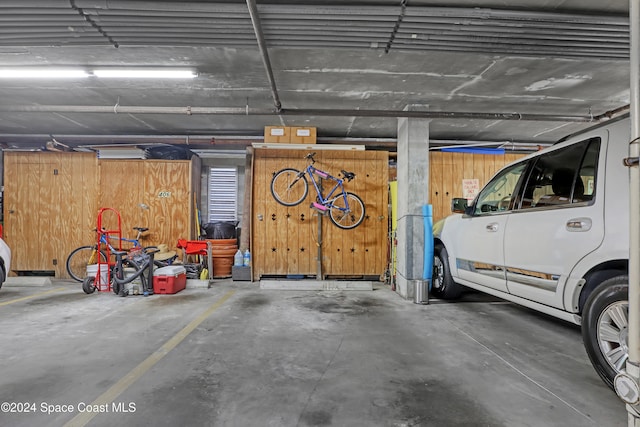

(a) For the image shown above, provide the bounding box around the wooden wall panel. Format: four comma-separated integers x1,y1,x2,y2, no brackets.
429,152,444,222
61,154,98,268
429,151,527,223
3,153,194,278
252,148,388,280
441,152,455,222
273,160,288,275
5,154,44,271
143,161,193,248
450,152,464,215
98,160,146,245
98,159,195,251
41,155,61,271
251,149,267,278
365,151,386,275
4,152,98,277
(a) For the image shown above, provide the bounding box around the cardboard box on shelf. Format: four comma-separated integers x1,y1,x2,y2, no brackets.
264,126,291,143
290,127,317,144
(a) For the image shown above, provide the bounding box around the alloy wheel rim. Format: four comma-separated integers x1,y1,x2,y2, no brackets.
597,300,629,373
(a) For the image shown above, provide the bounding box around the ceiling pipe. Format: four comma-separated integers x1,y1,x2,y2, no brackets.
0,104,628,122
69,0,119,48
245,0,282,112
385,0,407,53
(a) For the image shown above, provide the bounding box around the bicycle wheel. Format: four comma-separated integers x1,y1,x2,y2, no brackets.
66,246,107,282
271,168,309,206
328,192,365,229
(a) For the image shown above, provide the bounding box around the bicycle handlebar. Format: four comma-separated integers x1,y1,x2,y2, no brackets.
305,152,317,163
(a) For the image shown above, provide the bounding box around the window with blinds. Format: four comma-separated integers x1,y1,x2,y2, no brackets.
208,167,238,222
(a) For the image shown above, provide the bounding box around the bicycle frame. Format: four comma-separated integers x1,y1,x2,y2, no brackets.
99,233,141,250
95,226,147,252
305,164,350,212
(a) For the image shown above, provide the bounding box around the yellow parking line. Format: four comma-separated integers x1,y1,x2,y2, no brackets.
0,287,65,307
63,289,236,427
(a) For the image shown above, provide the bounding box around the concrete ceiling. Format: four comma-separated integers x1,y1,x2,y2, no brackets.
0,0,632,151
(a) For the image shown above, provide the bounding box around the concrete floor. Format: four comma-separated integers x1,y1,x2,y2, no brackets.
0,279,626,427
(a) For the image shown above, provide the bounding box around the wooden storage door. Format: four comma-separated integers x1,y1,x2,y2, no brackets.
143,160,193,248
98,159,196,249
98,160,146,244
252,150,316,277
252,148,388,280
321,150,388,277
4,152,98,277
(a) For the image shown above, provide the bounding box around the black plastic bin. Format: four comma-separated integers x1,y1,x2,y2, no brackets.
201,221,238,240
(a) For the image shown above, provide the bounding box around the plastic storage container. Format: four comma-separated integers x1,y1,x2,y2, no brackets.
234,249,244,266
124,267,143,295
86,264,109,291
153,265,187,294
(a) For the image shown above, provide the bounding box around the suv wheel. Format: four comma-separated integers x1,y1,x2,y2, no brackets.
431,244,463,299
582,275,629,390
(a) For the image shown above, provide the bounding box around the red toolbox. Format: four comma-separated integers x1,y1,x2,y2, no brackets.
153,266,187,294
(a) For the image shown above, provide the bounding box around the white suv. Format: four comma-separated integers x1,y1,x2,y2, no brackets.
432,115,630,390
0,237,10,288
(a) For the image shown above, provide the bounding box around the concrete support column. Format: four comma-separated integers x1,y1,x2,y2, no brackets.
395,105,430,299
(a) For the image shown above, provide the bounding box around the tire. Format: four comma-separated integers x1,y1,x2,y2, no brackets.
0,267,5,290
112,277,122,295
271,168,308,206
82,277,96,294
328,192,365,229
582,275,629,390
66,246,107,282
431,244,463,299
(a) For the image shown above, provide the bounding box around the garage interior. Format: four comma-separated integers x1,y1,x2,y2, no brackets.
0,0,634,426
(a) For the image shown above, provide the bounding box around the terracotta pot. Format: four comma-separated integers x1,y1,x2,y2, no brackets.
209,240,238,277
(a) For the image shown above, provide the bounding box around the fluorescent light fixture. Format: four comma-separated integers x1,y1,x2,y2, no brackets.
0,68,89,79
92,69,197,79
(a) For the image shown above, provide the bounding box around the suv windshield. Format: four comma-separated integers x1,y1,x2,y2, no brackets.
473,162,527,215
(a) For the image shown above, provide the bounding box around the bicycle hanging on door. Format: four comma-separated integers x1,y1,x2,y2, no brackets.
270,152,365,229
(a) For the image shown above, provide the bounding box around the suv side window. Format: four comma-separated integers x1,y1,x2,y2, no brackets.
473,162,527,215
518,137,600,209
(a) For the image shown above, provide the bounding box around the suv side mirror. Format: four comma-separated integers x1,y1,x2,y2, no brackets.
451,198,468,213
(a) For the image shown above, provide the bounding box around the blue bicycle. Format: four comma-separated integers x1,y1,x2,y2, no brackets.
65,227,154,282
270,152,365,229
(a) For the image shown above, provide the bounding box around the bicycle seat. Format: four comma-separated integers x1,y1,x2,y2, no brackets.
111,249,128,257
341,170,356,181
133,227,149,233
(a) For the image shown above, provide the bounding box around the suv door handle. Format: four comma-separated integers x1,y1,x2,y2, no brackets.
486,222,499,232
566,217,592,231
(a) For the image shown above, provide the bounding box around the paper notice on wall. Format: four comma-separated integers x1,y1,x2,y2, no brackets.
462,179,480,201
